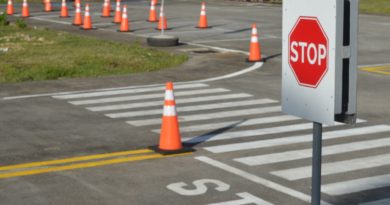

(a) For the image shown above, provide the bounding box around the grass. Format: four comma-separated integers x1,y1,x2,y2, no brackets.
0,19,187,83
359,0,390,15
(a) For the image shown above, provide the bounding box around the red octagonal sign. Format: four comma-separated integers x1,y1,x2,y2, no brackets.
289,16,329,88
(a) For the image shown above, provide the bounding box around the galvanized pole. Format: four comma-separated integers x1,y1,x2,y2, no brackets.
160,0,165,36
311,122,322,205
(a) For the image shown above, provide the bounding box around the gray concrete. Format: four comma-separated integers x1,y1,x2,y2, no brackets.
0,0,389,205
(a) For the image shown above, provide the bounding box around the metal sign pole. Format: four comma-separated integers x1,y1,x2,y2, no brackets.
160,0,165,36
311,122,322,205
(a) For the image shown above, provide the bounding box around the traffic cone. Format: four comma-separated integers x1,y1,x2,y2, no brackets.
157,6,168,30
113,0,121,23
118,5,130,32
82,4,93,30
248,23,262,62
6,0,14,15
196,2,209,29
101,0,111,17
157,82,183,152
152,0,158,5
73,0,80,8
147,0,157,22
21,0,29,17
72,2,82,25
60,0,69,18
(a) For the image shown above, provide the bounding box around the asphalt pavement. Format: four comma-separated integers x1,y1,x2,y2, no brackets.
0,0,390,204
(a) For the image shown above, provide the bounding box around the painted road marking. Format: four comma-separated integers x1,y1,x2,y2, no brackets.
0,150,190,179
86,93,253,112
208,192,274,205
106,99,277,118
204,123,383,153
183,123,313,143
69,88,230,105
127,106,281,126
360,65,390,75
271,153,390,181
53,83,208,99
153,115,301,133
360,198,390,205
0,149,152,171
234,134,390,166
195,156,332,205
322,174,390,196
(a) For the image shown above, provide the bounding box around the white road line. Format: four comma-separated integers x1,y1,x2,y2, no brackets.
86,93,253,112
152,115,300,133
207,192,274,205
271,153,390,181
127,106,281,126
30,17,71,25
359,198,390,205
183,122,312,143
186,42,249,55
205,123,380,154
234,133,390,166
322,174,390,196
195,156,332,205
106,99,277,118
53,83,208,99
69,88,230,105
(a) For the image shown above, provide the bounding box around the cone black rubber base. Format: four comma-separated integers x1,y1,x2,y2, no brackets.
72,23,82,26
101,15,112,18
60,16,71,18
80,27,98,30
195,26,212,29
113,21,121,24
155,28,172,31
117,29,132,32
147,35,179,47
148,145,195,155
147,20,158,23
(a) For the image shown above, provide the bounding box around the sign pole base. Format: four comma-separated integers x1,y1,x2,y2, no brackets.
312,122,322,205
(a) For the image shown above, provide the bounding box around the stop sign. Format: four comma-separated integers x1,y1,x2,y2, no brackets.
288,16,329,88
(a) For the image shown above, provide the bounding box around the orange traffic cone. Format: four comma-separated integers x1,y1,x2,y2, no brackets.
60,0,69,18
113,0,121,23
248,24,262,62
6,0,14,15
21,0,29,17
147,0,157,22
72,2,82,25
73,0,80,8
158,82,183,152
196,2,209,29
157,6,168,30
152,0,158,5
82,4,93,30
101,0,111,17
44,0,52,12
118,5,130,32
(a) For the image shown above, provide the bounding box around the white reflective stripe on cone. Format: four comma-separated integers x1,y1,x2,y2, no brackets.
163,105,177,116
165,90,174,100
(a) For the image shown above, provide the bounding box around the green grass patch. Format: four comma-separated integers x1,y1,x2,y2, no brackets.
0,22,187,83
360,0,390,15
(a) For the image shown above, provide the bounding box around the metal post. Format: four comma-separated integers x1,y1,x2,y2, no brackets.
160,0,165,36
311,122,322,205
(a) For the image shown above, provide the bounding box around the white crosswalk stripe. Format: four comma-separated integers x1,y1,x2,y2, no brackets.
204,123,382,153
126,106,281,126
322,174,390,195
106,99,277,118
52,83,208,99
359,198,390,205
271,153,390,180
152,115,301,133
234,132,390,166
69,88,230,105
86,93,253,112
